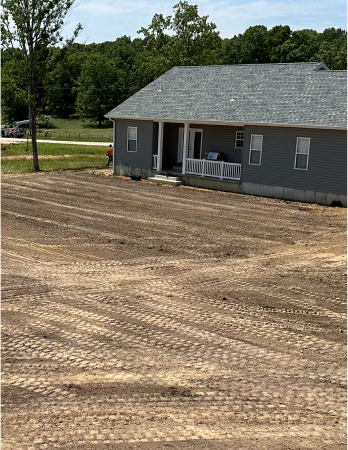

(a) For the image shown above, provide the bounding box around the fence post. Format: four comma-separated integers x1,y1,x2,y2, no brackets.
220,161,223,179
202,159,205,177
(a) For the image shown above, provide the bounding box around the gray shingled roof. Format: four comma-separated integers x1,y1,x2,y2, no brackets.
105,63,347,128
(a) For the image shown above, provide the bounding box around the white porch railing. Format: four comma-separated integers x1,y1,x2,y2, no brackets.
186,158,241,180
152,154,158,170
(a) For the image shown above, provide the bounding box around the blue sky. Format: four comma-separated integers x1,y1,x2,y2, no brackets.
65,0,347,44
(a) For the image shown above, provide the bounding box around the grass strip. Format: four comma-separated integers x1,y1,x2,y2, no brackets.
1,142,107,157
1,156,108,174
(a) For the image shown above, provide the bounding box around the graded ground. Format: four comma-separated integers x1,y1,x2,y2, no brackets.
1,171,347,450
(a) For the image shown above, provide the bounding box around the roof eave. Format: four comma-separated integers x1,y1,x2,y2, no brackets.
104,115,347,131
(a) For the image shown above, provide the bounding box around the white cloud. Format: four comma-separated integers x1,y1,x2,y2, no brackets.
208,0,340,20
203,0,347,36
66,0,347,43
75,0,170,16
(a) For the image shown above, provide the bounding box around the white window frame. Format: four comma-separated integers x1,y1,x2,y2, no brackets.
127,126,137,152
249,134,263,166
294,137,310,170
235,131,244,148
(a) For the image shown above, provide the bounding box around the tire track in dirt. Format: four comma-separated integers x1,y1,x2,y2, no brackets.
2,172,346,450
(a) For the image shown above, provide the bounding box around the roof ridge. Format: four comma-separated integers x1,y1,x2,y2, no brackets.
105,61,346,128
172,62,321,69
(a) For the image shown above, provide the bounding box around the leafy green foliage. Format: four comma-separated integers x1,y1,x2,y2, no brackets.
1,60,29,123
75,54,127,126
222,25,346,68
1,0,82,170
135,1,222,86
44,49,83,119
1,0,346,131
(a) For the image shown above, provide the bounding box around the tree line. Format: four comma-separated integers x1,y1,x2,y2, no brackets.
2,1,347,126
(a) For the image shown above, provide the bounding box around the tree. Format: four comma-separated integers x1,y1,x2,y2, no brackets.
1,60,29,123
1,0,82,171
223,25,293,65
318,39,347,70
222,26,269,64
136,1,222,85
317,28,347,70
319,27,347,43
265,25,291,63
44,49,83,119
280,29,320,63
75,54,127,126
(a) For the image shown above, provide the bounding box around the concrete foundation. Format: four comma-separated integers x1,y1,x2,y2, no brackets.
304,190,316,203
283,188,294,200
112,165,347,207
273,186,284,199
113,164,153,179
293,189,305,202
338,195,347,207
180,174,240,193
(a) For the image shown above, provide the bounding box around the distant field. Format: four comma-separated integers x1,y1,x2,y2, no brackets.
38,119,113,142
1,141,108,174
25,118,113,143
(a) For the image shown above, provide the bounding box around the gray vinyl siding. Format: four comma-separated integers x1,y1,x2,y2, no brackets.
115,119,154,170
198,124,244,163
242,126,347,195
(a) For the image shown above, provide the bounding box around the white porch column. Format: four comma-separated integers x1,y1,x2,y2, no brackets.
182,122,190,174
112,119,116,174
157,121,164,171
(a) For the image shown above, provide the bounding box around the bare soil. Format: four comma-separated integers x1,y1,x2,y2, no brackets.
1,171,347,450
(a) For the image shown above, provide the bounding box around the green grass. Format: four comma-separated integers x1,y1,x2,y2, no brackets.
1,156,107,174
1,142,109,174
1,142,107,157
26,117,113,142
0,114,113,143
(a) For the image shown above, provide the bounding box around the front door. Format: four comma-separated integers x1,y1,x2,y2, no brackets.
177,128,203,162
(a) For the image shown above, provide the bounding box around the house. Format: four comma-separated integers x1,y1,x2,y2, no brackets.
105,62,347,206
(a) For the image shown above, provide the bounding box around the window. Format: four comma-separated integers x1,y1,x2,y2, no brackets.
249,134,263,165
127,126,137,152
235,131,244,148
294,137,310,170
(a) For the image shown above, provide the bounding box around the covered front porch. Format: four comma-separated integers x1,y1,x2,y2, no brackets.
152,121,242,181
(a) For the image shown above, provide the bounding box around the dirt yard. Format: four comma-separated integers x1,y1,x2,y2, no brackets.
1,171,347,450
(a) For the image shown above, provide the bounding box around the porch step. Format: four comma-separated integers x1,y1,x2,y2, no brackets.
148,174,182,185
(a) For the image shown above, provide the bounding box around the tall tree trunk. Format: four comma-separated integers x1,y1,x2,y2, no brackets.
29,83,40,172
31,108,40,171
